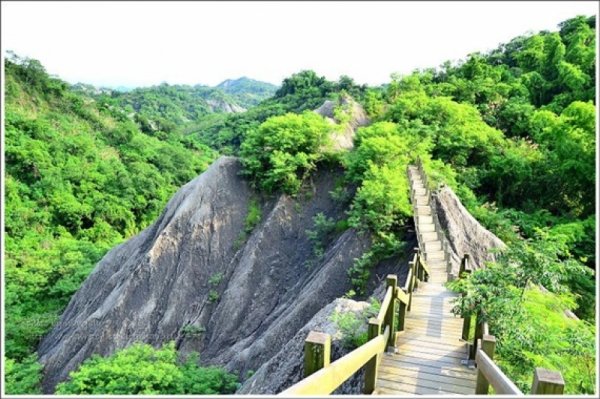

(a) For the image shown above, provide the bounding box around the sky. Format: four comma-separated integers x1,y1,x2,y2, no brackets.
1,1,598,88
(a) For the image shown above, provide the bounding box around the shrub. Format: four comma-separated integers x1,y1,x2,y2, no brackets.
55,342,238,394
4,354,43,394
240,111,333,195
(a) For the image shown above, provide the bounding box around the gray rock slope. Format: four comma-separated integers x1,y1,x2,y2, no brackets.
432,186,505,274
239,298,371,395
37,156,380,392
315,95,370,151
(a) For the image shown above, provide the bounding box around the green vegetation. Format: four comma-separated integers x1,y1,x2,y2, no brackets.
234,198,263,249
233,15,595,393
240,111,334,194
208,272,225,286
448,235,595,393
216,77,279,108
330,298,380,349
306,212,337,262
76,77,277,141
55,342,239,394
181,325,207,338
244,198,262,233
3,14,595,395
4,354,43,394
193,70,366,154
208,290,220,303
4,53,215,391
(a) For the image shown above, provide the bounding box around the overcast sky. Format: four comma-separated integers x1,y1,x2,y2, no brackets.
2,1,597,88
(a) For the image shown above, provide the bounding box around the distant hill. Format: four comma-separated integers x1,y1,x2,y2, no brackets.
216,77,278,107
70,78,278,134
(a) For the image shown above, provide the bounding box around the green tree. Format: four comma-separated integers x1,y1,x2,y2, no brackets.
240,111,333,194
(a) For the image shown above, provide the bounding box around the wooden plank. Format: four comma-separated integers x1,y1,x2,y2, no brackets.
402,326,464,337
404,314,461,324
408,305,459,313
391,350,468,365
385,354,466,371
406,315,464,325
396,336,467,351
404,320,464,332
378,371,475,394
379,364,477,388
396,330,465,342
407,307,457,314
376,377,463,395
376,386,419,396
395,343,469,359
381,357,476,380
406,309,461,317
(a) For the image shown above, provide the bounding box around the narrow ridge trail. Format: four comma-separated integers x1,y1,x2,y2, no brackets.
374,165,476,395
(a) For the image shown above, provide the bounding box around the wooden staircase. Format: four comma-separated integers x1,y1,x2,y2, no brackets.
373,165,477,395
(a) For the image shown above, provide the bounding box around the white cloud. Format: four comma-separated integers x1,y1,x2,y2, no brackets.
1,1,597,87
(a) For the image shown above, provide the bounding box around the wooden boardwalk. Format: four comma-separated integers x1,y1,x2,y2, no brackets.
374,166,476,395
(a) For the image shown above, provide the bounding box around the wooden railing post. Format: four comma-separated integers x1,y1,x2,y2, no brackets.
470,313,483,360
413,248,420,290
460,254,472,341
531,368,565,395
398,289,407,332
407,259,416,312
462,314,471,341
459,253,470,276
364,318,382,394
304,331,331,377
475,334,496,394
385,275,398,347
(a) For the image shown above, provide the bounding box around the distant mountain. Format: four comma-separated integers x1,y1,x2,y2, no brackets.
216,77,278,107
70,77,277,133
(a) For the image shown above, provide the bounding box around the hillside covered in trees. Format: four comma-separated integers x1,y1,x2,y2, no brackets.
3,14,596,395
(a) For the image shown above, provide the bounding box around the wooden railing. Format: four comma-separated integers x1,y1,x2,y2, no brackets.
457,254,566,395
280,252,430,396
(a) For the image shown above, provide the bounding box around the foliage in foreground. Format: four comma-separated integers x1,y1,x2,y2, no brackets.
55,342,239,395
447,235,595,394
4,354,43,394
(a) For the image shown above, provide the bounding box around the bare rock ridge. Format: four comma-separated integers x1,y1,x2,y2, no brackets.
432,186,506,274
37,156,381,393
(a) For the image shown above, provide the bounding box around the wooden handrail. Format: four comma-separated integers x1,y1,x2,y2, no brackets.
281,249,433,396
403,269,413,292
396,287,410,305
279,326,390,395
418,253,431,277
376,286,393,322
476,347,523,395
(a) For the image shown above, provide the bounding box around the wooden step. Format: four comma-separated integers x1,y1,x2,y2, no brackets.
416,215,433,224
424,240,442,251
377,372,475,395
381,358,476,382
426,252,445,260
415,207,432,216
